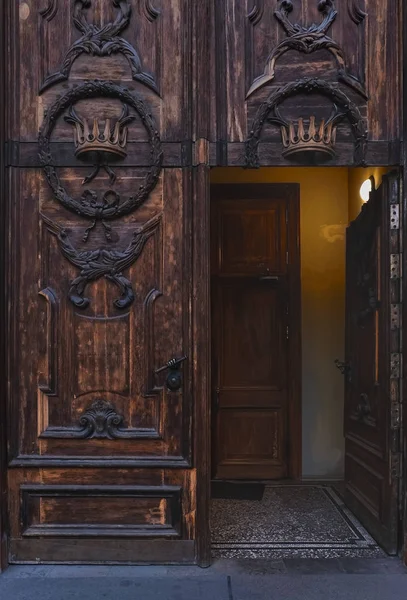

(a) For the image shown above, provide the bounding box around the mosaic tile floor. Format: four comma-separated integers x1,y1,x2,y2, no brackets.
211,485,385,559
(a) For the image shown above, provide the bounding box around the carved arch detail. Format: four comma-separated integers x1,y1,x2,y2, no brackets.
40,0,58,22
40,0,159,95
144,0,160,22
245,78,367,168
248,2,264,25
347,0,367,25
247,0,367,99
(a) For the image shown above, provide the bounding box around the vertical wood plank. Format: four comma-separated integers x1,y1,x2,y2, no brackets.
192,166,211,567
225,0,247,141
193,0,211,140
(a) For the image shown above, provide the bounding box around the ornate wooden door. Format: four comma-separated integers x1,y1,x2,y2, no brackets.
5,0,204,564
343,172,402,555
211,184,301,481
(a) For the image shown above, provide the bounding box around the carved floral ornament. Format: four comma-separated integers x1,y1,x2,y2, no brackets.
40,0,160,93
41,212,160,310
38,1,164,311
40,399,136,440
247,0,367,100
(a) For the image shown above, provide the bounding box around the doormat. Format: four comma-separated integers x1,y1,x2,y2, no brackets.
211,481,265,501
211,485,385,559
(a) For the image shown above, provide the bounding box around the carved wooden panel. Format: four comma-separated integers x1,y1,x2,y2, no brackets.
6,0,197,564
15,0,189,145
8,469,196,563
10,168,191,465
212,0,401,165
20,484,182,538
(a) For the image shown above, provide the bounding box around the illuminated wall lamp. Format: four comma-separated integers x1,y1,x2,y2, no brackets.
359,176,375,203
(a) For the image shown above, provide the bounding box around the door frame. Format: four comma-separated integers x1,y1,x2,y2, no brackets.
209,183,302,481
403,0,407,565
0,0,7,572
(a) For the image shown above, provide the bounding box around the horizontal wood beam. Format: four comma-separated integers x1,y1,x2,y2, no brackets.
4,141,402,169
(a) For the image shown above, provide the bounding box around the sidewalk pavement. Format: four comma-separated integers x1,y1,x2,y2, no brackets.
0,558,406,600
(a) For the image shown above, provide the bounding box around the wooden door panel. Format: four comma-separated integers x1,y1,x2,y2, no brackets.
218,201,287,275
5,0,199,564
216,409,286,480
211,184,300,481
8,468,195,563
212,0,400,147
219,282,286,393
8,166,194,561
10,169,190,465
344,172,401,554
15,0,190,144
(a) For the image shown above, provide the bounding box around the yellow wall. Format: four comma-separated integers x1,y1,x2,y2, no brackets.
210,167,348,478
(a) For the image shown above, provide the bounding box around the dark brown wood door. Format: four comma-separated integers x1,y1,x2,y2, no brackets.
211,184,301,480
5,1,198,565
343,172,402,555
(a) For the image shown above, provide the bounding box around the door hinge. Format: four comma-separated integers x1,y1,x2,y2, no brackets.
391,304,401,330
390,403,401,430
390,353,401,379
390,254,401,279
390,452,402,482
286,325,289,340
390,205,400,230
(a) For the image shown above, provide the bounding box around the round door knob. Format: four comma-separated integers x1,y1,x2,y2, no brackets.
166,371,182,392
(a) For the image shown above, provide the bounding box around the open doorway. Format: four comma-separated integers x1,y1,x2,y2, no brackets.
209,166,402,560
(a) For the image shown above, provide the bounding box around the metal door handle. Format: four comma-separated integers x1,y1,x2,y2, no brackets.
335,359,352,382
155,356,187,392
155,356,187,374
259,275,279,281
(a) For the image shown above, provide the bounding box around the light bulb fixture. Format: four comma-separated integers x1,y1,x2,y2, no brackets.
360,177,375,203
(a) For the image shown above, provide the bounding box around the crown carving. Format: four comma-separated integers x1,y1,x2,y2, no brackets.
64,104,135,159
280,116,337,160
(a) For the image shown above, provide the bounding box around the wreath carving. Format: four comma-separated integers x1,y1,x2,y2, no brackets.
245,78,367,168
38,80,163,225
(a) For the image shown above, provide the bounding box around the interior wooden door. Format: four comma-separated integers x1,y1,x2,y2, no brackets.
5,0,198,564
211,184,301,480
343,172,402,555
